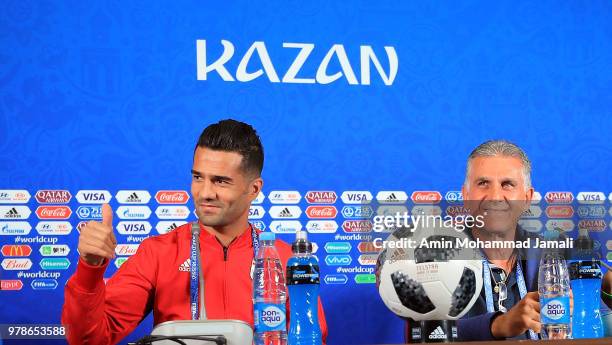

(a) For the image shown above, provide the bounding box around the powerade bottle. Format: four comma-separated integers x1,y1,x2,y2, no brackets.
569,228,603,338
287,231,322,345
254,232,287,345
538,229,572,339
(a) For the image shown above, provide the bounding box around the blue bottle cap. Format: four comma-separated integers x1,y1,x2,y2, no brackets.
259,232,275,241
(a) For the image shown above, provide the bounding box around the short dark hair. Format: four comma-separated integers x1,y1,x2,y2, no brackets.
195,119,264,176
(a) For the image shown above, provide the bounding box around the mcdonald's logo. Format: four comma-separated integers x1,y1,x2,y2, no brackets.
1,245,32,257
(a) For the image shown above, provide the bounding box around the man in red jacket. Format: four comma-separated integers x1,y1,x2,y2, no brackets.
62,119,328,345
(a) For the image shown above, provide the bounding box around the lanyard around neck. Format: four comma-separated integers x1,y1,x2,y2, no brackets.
190,222,259,320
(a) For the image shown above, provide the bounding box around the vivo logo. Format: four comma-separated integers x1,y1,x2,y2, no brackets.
196,40,398,86
325,255,352,266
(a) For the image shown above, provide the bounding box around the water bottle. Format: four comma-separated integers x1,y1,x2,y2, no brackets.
287,230,322,345
569,228,603,338
253,232,287,345
538,229,572,339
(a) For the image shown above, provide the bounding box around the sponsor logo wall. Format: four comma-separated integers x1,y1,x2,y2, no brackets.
2,189,610,295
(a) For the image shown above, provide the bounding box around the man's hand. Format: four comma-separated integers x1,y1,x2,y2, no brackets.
77,204,117,266
491,291,541,338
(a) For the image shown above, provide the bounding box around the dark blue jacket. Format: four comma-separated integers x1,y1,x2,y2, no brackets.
457,227,551,341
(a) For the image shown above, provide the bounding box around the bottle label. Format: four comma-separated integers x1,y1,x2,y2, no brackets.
287,264,320,285
540,297,570,324
254,303,286,332
569,261,602,279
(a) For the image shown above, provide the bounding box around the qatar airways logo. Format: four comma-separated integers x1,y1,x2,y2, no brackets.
196,40,398,86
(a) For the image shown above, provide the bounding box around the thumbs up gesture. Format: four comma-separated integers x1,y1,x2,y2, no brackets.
77,204,117,266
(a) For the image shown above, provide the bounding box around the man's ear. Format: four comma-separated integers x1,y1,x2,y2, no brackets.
522,187,534,211
248,177,263,202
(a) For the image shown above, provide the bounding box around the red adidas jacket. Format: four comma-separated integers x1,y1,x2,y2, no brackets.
62,223,328,345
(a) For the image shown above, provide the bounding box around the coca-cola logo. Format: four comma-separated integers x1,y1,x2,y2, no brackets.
155,191,190,204
35,190,72,204
411,191,442,204
35,206,72,220
305,191,337,204
306,206,337,219
545,205,574,218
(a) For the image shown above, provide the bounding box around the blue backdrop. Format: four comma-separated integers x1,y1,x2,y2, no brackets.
1,1,612,344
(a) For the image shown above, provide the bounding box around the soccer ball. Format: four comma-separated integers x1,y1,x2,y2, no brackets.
375,223,483,320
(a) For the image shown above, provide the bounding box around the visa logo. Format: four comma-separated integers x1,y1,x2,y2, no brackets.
248,206,265,219
577,192,605,204
83,193,106,201
341,191,372,204
325,255,352,266
117,221,151,235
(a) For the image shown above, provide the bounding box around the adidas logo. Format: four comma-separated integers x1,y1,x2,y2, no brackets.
278,207,293,218
167,223,179,231
126,192,141,203
4,207,20,218
179,258,191,272
386,193,398,202
428,326,446,340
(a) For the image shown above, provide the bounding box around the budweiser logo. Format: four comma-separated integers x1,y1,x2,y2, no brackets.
36,206,71,220
115,244,139,256
306,206,337,219
545,205,574,218
155,191,190,204
35,190,72,204
1,258,32,270
305,191,337,204
411,191,442,204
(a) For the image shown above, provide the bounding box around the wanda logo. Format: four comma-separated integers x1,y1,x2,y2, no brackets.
36,206,72,219
411,191,442,204
155,191,190,204
306,206,337,219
